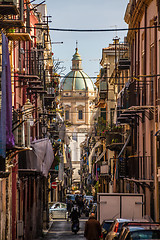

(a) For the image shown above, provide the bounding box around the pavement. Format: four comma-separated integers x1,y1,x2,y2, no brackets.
33,221,53,240
34,215,87,240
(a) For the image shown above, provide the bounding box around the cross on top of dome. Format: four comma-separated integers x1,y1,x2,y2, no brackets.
72,41,82,68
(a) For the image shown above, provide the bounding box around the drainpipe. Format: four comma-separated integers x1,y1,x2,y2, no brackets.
154,17,159,222
5,176,9,240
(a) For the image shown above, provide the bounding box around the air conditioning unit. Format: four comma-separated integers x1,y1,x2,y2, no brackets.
100,163,109,174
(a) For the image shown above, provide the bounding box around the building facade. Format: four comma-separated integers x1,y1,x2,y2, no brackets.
81,0,160,222
60,47,96,187
0,1,63,239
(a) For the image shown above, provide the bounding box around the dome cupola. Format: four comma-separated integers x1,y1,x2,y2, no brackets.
61,47,95,92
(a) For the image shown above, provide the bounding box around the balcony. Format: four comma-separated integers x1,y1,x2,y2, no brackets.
0,0,19,15
0,17,24,28
99,81,108,100
119,156,152,180
99,91,107,100
0,0,24,28
106,128,124,151
117,109,143,125
7,32,31,41
118,58,130,70
44,87,56,108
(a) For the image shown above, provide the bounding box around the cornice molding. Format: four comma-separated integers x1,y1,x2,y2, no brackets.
127,0,154,42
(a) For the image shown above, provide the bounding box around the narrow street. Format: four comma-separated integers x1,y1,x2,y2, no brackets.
2,1,160,239
43,218,87,240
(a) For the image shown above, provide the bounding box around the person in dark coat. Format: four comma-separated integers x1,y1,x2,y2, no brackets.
84,213,102,240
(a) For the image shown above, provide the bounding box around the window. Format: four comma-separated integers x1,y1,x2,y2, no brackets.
72,132,77,141
78,110,83,120
65,110,69,120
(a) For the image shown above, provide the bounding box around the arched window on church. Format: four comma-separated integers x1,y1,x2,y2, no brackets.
78,110,83,120
65,110,69,120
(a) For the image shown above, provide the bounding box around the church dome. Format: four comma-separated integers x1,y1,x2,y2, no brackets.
61,48,95,91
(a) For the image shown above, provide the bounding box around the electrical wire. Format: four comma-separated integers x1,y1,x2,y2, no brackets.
10,73,160,80
24,24,160,33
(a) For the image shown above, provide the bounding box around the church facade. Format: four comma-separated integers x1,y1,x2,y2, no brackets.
60,47,96,186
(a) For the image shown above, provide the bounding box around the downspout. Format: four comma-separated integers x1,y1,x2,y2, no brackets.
138,21,140,161
153,17,159,221
144,5,147,106
135,30,137,76
5,176,9,240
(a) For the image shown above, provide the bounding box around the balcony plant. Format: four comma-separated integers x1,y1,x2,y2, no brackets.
96,117,122,138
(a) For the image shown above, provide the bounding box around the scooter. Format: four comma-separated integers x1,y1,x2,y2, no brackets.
71,219,79,234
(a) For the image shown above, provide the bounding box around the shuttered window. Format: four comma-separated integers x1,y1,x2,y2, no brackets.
65,110,69,120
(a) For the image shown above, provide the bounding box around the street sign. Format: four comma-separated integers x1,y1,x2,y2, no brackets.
51,182,57,189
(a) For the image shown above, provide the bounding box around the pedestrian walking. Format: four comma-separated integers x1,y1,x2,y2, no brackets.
84,213,102,240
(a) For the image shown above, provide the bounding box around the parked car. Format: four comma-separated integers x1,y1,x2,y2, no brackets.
49,202,68,219
105,218,150,240
101,219,114,240
117,222,160,240
105,219,133,240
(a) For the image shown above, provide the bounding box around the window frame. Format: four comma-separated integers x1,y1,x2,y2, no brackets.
65,110,69,120
78,109,83,120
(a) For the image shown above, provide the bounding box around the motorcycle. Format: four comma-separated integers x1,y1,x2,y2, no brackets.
71,219,79,234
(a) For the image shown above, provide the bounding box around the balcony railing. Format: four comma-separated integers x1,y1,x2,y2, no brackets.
119,156,153,180
118,58,130,70
0,0,24,28
0,0,19,15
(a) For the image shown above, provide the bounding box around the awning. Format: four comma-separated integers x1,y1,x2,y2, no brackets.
95,148,106,164
117,133,131,158
18,138,54,177
88,141,101,173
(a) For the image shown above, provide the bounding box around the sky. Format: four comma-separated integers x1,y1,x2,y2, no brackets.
34,0,129,81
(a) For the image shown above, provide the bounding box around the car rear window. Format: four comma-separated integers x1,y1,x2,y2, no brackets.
118,222,125,233
103,222,113,231
131,230,160,239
